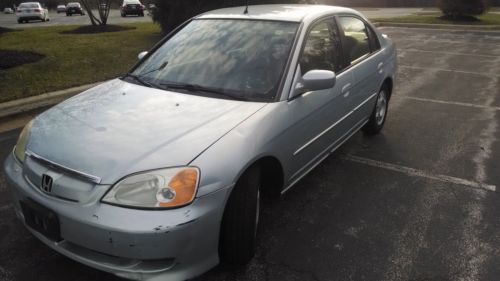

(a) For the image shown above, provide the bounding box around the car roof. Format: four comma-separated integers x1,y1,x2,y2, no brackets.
197,4,360,23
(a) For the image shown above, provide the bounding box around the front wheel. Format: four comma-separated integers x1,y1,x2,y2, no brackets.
363,86,389,135
219,166,261,265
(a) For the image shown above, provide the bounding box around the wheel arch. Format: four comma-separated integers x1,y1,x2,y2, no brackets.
230,155,285,200
382,77,394,100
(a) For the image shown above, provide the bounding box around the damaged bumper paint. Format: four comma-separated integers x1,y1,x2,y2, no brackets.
4,153,230,281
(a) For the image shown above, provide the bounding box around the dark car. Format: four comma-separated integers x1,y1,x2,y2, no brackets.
120,0,144,17
66,2,84,16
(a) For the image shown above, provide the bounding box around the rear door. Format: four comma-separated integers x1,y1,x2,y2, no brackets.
337,16,384,122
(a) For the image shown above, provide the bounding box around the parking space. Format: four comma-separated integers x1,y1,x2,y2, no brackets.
0,27,499,281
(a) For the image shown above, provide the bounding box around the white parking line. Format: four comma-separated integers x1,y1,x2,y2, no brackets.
341,155,496,192
399,65,499,77
402,49,500,59
395,96,500,111
394,37,500,46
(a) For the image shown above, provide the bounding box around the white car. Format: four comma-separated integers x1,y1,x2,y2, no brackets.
16,2,49,23
56,5,66,13
4,7,14,14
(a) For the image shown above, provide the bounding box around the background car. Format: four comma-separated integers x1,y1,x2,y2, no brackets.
66,2,85,16
56,4,66,13
120,0,145,17
3,7,14,14
16,2,49,23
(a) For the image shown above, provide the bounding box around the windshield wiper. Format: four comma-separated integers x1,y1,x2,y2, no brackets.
160,83,248,101
138,61,169,77
123,73,157,89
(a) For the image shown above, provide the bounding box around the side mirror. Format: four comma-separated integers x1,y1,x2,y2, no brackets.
292,70,336,98
138,51,148,60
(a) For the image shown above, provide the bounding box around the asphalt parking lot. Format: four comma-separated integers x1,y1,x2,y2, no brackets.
0,26,499,281
0,9,152,29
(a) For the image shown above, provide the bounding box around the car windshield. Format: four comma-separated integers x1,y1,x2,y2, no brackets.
131,19,299,102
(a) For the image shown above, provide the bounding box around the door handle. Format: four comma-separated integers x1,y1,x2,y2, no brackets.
378,62,384,74
341,83,351,98
341,83,351,93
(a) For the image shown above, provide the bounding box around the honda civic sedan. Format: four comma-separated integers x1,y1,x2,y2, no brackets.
5,5,396,281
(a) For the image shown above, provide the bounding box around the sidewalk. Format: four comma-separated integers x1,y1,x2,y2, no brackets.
0,82,102,119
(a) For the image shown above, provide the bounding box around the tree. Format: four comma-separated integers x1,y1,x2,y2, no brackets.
80,0,112,26
438,0,489,19
152,0,316,34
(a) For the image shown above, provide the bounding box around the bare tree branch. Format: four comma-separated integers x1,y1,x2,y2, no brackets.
81,0,111,26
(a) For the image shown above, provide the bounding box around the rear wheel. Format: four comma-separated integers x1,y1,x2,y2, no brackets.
17,19,22,24
363,86,389,135
219,166,261,265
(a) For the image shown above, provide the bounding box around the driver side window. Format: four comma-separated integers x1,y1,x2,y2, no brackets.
299,18,342,74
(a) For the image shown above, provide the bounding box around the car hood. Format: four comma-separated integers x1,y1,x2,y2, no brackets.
27,79,267,184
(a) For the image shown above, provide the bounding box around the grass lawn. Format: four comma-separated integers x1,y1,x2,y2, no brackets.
373,12,500,26
0,22,162,103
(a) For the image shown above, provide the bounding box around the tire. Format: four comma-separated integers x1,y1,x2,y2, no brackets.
363,85,389,135
219,166,261,265
17,19,22,24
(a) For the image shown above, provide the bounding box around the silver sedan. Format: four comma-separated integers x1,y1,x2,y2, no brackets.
4,4,397,281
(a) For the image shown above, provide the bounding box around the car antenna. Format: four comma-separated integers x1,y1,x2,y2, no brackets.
244,0,249,15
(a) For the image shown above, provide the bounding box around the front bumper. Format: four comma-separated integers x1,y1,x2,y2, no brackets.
4,153,230,281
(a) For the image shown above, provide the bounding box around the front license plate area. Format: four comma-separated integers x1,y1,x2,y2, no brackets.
20,199,62,242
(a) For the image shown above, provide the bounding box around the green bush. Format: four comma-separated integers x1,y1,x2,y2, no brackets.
152,0,315,34
438,0,489,18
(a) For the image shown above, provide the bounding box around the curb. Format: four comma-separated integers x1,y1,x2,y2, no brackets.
374,22,500,31
0,82,103,118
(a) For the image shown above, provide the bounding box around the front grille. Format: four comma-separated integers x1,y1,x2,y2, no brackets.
22,154,98,203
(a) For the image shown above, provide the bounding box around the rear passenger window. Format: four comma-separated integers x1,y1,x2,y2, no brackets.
299,19,342,74
338,17,371,64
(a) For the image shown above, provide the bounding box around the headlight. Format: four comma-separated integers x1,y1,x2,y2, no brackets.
14,120,34,163
102,167,200,209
